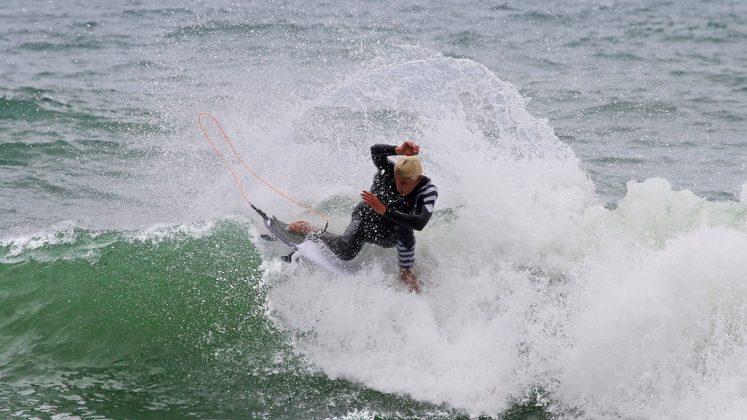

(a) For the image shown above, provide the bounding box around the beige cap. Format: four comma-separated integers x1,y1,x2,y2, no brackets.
394,156,423,179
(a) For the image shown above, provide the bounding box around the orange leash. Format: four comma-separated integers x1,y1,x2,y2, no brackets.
196,112,329,227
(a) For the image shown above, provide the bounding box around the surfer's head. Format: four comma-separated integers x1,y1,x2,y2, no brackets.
394,156,422,195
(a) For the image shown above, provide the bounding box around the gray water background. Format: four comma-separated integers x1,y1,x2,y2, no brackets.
2,0,746,235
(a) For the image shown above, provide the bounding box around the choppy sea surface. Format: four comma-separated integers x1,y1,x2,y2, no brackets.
2,1,747,418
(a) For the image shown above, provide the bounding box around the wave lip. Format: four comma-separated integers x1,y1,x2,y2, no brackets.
1,220,218,264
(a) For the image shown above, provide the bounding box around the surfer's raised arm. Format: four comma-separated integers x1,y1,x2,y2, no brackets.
371,140,420,170
371,144,397,170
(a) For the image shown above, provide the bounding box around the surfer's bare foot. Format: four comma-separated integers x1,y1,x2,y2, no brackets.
399,269,420,293
288,220,317,235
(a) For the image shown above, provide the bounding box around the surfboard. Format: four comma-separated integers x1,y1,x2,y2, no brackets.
262,215,359,274
257,206,458,274
263,216,308,248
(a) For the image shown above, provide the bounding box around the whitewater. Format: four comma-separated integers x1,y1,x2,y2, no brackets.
252,55,747,419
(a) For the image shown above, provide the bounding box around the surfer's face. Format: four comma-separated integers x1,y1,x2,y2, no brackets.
395,175,420,196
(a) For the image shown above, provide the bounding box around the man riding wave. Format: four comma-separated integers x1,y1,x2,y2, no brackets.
288,140,438,293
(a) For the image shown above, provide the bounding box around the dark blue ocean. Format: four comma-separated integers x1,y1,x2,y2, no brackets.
2,1,747,418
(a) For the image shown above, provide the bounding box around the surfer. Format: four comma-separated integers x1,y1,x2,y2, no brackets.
288,141,438,293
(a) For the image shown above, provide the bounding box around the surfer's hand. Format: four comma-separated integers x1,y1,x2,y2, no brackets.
395,140,419,156
361,191,386,215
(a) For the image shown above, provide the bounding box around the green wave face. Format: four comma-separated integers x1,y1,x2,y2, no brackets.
0,222,473,419
0,222,287,418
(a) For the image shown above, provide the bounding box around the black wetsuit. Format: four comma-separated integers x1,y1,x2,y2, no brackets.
320,144,439,269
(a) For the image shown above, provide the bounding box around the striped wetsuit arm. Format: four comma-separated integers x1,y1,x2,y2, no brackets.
371,144,397,171
384,181,438,231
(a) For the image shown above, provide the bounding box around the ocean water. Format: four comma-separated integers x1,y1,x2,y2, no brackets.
2,0,747,418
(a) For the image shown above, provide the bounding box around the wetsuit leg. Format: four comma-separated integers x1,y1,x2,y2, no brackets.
318,212,408,263
395,227,416,269
318,218,366,261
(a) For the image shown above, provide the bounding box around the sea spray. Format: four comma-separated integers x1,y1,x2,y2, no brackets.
263,54,596,415
261,56,747,418
555,179,747,419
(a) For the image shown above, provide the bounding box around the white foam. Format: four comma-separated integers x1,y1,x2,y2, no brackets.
295,240,361,275
1,220,88,260
126,220,217,244
557,225,747,419
254,54,747,417
1,219,224,263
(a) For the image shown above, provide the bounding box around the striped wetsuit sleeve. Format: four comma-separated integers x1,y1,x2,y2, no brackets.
384,181,438,231
371,144,397,171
